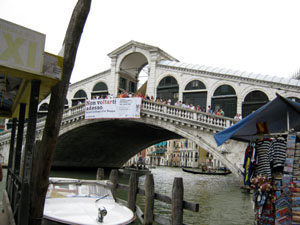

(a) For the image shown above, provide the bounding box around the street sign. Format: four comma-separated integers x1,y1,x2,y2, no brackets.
0,18,45,74
0,18,63,118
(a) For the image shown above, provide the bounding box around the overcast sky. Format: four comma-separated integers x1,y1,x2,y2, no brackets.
1,0,300,83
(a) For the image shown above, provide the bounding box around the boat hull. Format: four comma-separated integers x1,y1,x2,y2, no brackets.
118,167,150,176
43,178,135,225
182,168,232,176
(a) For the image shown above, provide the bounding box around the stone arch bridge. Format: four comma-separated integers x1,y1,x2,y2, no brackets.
0,100,247,176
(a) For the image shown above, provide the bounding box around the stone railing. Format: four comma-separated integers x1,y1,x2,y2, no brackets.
141,99,236,129
0,99,237,143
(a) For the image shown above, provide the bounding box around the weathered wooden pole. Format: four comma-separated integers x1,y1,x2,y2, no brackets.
171,177,184,225
7,118,16,170
6,118,16,193
29,1,91,225
128,172,138,212
18,80,41,225
96,168,105,180
14,103,26,175
109,169,118,200
144,174,154,225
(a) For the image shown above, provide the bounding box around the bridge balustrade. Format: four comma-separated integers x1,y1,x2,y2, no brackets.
0,99,237,145
141,99,236,129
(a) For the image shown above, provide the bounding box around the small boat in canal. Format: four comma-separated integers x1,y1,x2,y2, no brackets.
43,178,135,225
182,167,232,176
118,167,151,177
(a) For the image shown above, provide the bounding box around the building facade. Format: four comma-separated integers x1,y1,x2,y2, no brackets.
34,40,300,121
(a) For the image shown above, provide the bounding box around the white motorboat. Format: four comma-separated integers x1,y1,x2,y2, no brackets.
43,178,135,225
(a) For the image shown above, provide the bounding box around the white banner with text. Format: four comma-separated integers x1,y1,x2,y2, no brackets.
85,97,142,119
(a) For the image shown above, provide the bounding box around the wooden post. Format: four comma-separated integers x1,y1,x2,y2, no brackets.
7,118,17,170
171,177,183,225
109,169,118,200
96,168,105,180
18,80,40,225
144,174,154,225
6,118,17,192
14,103,26,175
128,172,138,212
28,2,91,225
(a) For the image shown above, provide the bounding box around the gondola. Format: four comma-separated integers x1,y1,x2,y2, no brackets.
182,167,232,176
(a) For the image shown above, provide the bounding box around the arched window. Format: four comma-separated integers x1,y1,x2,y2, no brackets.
158,76,178,87
72,90,87,107
184,80,206,90
242,91,269,118
38,103,49,118
39,103,49,112
214,85,236,96
244,91,269,102
91,82,108,99
211,85,237,118
156,76,179,104
183,80,207,110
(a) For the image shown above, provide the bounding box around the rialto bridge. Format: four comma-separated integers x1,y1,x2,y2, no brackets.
0,100,246,176
1,40,300,176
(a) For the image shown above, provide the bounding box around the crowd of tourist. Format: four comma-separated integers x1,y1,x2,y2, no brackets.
88,91,245,120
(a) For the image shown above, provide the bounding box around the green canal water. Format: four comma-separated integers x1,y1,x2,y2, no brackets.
0,167,254,225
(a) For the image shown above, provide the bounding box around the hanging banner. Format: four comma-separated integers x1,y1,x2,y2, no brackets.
85,97,142,119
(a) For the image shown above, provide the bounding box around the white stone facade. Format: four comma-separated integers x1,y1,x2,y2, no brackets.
37,40,300,119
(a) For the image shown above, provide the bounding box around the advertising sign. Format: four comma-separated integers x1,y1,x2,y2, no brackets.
0,18,45,74
43,52,63,80
85,98,142,119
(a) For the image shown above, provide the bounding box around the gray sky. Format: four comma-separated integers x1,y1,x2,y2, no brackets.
1,0,300,83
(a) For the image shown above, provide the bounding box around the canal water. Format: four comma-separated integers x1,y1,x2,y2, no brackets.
51,166,254,225
0,167,254,225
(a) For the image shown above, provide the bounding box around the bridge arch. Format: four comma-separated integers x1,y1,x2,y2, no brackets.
54,117,182,169
114,47,152,95
51,103,244,175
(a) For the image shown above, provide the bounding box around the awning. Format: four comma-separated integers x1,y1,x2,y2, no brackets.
154,141,167,147
153,150,166,154
214,93,300,146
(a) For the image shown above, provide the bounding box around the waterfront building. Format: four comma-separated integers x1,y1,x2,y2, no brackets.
179,139,199,168
123,149,147,167
165,140,181,167
145,142,167,166
128,138,225,169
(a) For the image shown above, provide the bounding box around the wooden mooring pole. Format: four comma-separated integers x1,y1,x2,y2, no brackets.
144,174,154,225
109,169,118,200
172,177,184,225
96,168,105,180
98,168,198,225
128,172,138,212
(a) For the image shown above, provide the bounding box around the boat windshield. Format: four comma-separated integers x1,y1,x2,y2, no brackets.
46,178,114,200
